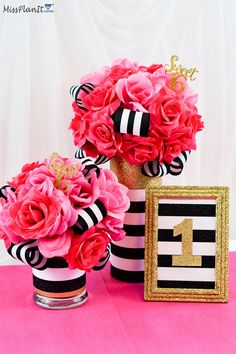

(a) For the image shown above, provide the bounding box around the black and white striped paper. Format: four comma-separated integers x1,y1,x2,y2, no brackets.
111,108,150,137
110,189,145,282
157,198,216,289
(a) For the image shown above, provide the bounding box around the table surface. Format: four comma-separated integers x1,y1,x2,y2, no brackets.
0,253,236,354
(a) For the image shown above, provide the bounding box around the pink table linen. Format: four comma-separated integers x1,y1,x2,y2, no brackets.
0,253,236,354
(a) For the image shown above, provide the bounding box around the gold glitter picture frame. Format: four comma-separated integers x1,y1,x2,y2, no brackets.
144,186,229,303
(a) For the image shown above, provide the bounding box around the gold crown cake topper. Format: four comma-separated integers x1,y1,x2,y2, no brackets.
164,55,198,92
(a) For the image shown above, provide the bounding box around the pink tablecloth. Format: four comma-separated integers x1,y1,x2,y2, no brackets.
0,253,236,354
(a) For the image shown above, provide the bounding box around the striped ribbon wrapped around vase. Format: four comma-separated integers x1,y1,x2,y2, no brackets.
7,241,88,309
110,156,162,282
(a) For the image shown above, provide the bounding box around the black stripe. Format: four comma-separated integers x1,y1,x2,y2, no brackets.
0,185,11,199
128,201,145,213
95,199,107,218
110,266,144,282
111,244,144,259
81,86,90,94
158,255,215,268
25,248,45,269
83,83,94,90
127,111,135,134
75,215,88,231
15,241,35,262
123,224,145,236
112,108,123,132
157,280,215,289
140,112,150,136
158,229,216,242
46,257,69,268
33,273,86,293
158,204,216,217
85,205,98,225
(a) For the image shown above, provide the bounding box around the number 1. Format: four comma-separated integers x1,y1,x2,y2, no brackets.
172,219,202,267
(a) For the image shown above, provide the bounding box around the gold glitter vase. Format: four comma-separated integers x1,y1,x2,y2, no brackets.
110,156,162,282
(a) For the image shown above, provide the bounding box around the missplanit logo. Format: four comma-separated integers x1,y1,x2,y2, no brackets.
2,3,54,13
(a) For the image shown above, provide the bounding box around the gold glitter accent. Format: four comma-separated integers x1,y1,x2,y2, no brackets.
110,156,162,189
144,186,229,303
172,219,202,267
164,55,198,92
48,152,80,193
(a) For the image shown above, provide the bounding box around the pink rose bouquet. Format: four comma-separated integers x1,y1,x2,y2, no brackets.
69,58,204,177
0,153,130,271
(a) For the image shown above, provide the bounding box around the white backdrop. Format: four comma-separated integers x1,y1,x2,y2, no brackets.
0,0,235,264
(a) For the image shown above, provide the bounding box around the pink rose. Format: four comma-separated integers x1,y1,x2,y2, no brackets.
81,66,111,87
150,94,186,137
86,111,122,158
8,161,41,189
0,198,11,248
67,171,100,209
97,216,126,241
120,135,159,165
116,72,155,111
82,82,120,114
139,64,163,74
116,71,168,111
18,166,55,197
162,127,195,163
69,112,88,148
38,229,72,258
97,169,130,218
1,189,77,243
82,141,100,158
109,58,139,82
65,227,110,271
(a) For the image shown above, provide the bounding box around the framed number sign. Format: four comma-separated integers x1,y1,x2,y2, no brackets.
144,186,229,302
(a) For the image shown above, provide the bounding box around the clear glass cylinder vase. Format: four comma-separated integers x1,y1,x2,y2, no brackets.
32,257,88,310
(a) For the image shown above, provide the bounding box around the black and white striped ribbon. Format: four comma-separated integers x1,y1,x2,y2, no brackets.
141,151,191,177
0,185,13,199
73,199,107,234
70,83,94,111
111,108,150,137
75,149,110,166
74,150,100,177
7,240,48,270
93,244,111,271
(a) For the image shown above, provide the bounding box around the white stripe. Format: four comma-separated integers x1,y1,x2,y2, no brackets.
158,242,216,256
119,109,130,134
158,216,216,230
77,209,94,229
124,212,145,225
128,189,145,201
90,203,104,223
32,267,85,281
159,199,216,205
132,111,143,135
20,241,38,265
110,254,144,271
112,236,145,249
158,267,215,282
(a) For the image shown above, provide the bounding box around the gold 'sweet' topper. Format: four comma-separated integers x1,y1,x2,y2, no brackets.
164,55,198,92
48,152,80,192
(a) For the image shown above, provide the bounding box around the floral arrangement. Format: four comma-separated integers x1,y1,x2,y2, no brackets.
69,57,204,173
0,153,130,271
